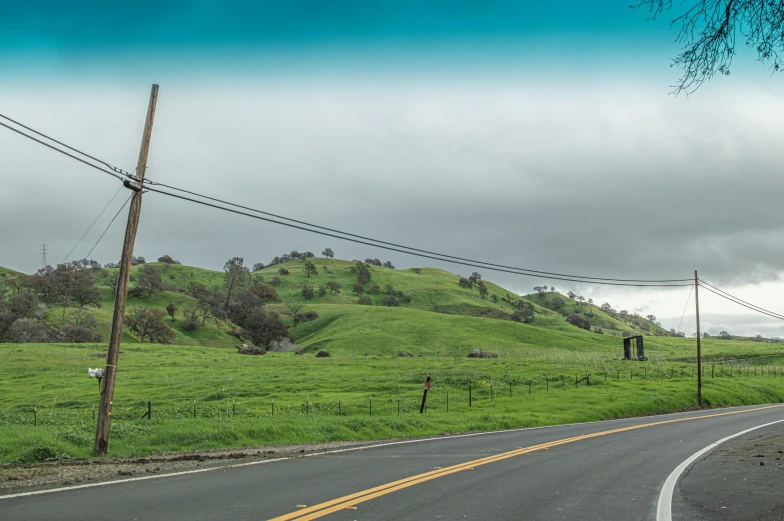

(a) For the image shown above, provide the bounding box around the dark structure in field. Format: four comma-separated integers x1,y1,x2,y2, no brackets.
623,335,647,361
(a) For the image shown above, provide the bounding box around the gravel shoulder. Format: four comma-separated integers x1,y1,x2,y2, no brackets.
0,439,391,496
674,425,784,520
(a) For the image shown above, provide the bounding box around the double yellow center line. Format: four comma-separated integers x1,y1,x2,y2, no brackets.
271,404,784,520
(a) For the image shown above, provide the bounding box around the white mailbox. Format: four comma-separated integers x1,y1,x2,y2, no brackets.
88,368,104,379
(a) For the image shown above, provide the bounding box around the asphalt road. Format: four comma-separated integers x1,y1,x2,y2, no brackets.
2,404,783,521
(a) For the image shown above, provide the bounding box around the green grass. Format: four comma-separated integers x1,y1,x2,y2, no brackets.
3,259,784,465
1,341,783,465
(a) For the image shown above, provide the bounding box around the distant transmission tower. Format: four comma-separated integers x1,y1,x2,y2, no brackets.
40,244,48,269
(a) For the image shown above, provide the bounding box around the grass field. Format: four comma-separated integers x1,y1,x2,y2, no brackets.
1,340,783,465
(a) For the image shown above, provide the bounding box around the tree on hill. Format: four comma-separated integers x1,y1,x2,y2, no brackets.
303,261,318,277
550,295,565,310
318,285,327,296
157,255,180,264
249,283,281,303
240,309,289,348
478,282,488,299
187,281,209,300
567,291,576,300
719,331,731,339
279,267,289,275
550,286,555,292
619,310,629,323
223,257,251,309
284,302,304,328
124,307,174,344
302,283,314,300
353,283,364,296
576,295,585,311
646,314,656,322
131,256,146,266
327,280,342,294
458,277,473,289
533,286,546,300
70,269,102,309
511,301,535,323
491,294,498,304
166,303,177,322
567,313,591,330
322,248,334,258
385,283,395,295
634,0,784,94
469,272,482,283
383,261,395,269
252,262,265,272
702,332,711,338
136,264,164,301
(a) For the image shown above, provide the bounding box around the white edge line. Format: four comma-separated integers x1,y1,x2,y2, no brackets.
656,417,784,521
0,403,778,501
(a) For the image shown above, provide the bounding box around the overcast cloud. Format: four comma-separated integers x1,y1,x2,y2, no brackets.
2,78,784,337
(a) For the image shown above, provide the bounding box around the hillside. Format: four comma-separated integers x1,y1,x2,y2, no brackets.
2,258,682,355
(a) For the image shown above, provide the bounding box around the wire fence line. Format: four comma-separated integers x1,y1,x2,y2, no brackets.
4,363,782,427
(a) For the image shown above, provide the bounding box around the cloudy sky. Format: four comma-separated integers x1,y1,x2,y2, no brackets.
2,1,784,337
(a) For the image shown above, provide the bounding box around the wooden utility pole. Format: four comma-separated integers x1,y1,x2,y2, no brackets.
93,84,159,455
695,270,702,407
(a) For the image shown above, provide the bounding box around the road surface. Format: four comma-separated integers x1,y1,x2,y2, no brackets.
2,404,783,520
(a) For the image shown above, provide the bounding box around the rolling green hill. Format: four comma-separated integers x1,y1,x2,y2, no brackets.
0,258,694,354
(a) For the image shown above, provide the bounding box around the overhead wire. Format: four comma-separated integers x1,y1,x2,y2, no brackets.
146,185,691,287
63,184,126,263
676,283,694,334
0,112,134,178
0,121,127,183
697,283,784,321
145,180,692,284
0,112,694,287
699,279,784,320
85,195,133,259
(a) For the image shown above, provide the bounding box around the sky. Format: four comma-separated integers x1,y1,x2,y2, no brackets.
2,1,784,337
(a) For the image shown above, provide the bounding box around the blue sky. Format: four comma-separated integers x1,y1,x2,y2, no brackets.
1,1,675,75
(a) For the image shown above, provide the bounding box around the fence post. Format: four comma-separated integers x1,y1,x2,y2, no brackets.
586,371,590,386
546,376,549,392
712,365,715,378
469,384,472,407
194,400,197,419
617,369,620,380
446,390,449,412
338,398,340,416
306,398,309,416
147,400,151,421
509,380,512,398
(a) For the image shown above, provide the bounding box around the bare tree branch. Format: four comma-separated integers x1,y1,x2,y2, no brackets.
633,0,784,94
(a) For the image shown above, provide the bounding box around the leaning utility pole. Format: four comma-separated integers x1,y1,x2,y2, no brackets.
94,84,159,455
694,270,702,407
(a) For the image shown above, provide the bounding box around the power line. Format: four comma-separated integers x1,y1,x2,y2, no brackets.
145,180,692,284
85,195,133,259
0,112,694,286
699,279,784,319
0,120,127,182
64,184,125,263
146,185,691,288
0,112,133,178
677,283,694,333
697,283,784,321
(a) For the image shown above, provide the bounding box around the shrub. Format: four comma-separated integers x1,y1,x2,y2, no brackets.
302,284,314,300
315,350,331,358
270,276,281,286
398,351,413,357
124,307,175,343
279,267,289,275
358,296,372,305
382,296,400,307
294,311,319,323
268,338,297,352
511,301,535,323
318,285,327,297
61,325,101,343
458,277,473,288
413,268,422,274
250,283,281,303
236,344,265,355
467,348,498,358
157,255,179,264
5,319,50,343
567,313,591,330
